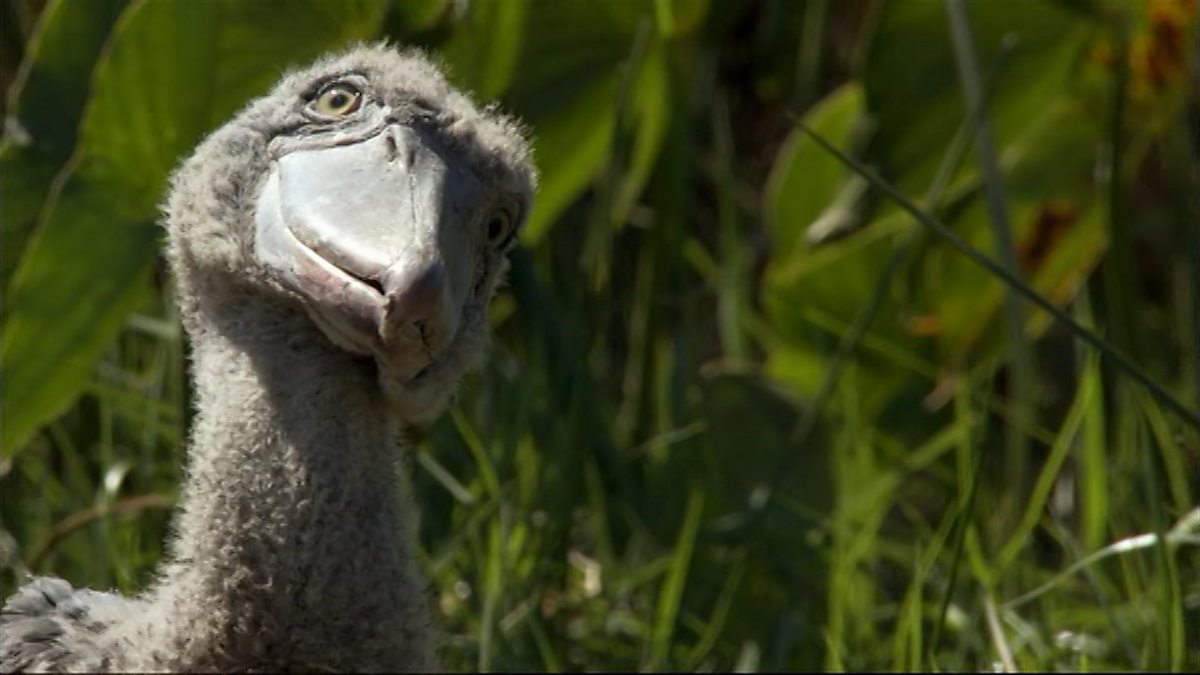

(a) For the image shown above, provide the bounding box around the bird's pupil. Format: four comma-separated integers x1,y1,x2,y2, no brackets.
488,218,505,242
330,93,347,107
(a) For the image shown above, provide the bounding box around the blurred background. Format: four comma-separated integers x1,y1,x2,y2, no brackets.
2,0,1198,670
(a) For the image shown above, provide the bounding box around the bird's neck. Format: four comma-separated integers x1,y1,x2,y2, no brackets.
139,294,433,670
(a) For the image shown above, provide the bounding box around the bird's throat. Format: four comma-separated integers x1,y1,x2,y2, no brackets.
139,300,433,669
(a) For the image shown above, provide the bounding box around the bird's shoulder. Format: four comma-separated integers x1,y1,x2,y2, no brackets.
0,576,129,673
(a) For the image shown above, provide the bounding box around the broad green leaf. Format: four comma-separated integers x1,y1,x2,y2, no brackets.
1,0,388,459
1,0,127,293
763,210,914,409
764,83,864,263
204,1,387,129
1,160,60,294
2,0,126,155
1,181,161,462
912,96,1110,361
760,0,1109,394
921,197,1105,361
761,85,906,406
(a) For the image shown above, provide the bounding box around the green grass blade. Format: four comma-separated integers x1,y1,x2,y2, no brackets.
1003,508,1200,610
944,0,1034,524
1074,297,1109,550
928,383,987,666
995,352,1097,572
682,549,746,670
452,408,500,499
647,488,704,671
1134,388,1183,671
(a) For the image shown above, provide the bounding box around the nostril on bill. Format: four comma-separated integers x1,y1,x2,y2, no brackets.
383,126,421,171
384,131,399,164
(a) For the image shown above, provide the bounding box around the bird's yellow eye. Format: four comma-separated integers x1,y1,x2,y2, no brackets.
312,84,362,118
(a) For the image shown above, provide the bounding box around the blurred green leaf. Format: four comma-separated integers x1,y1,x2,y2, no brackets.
651,0,710,38
612,41,668,227
763,209,912,406
914,99,1109,362
2,0,126,155
502,0,663,242
761,86,909,406
520,75,613,244
924,198,1105,360
864,0,1093,193
764,3,1112,395
440,0,528,100
765,83,864,263
385,0,448,34
1,0,127,295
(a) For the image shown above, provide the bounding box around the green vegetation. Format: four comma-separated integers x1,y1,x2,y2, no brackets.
2,0,1197,670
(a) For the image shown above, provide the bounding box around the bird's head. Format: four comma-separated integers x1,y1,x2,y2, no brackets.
165,45,536,421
